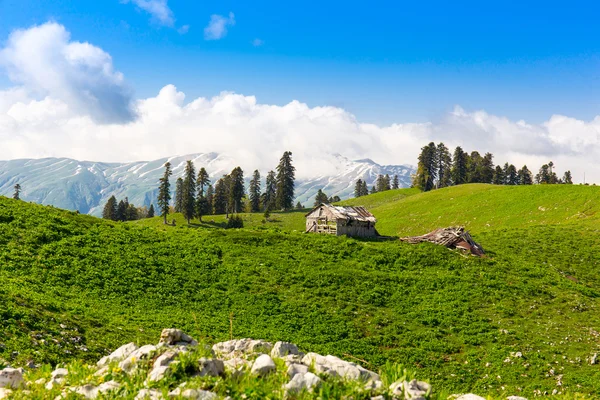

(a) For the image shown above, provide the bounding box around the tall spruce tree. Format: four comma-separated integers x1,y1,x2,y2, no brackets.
563,170,573,184
370,185,377,194
414,142,437,191
229,167,245,214
314,189,329,206
506,164,518,185
196,168,210,197
147,204,155,218
451,146,468,185
157,162,173,224
102,195,118,220
392,175,399,190
262,170,277,211
116,200,127,222
436,143,452,188
492,165,505,185
205,184,214,215
361,180,369,196
213,178,228,215
482,153,495,184
13,183,21,200
535,164,551,184
384,174,391,191
182,161,197,224
376,174,386,192
275,151,295,211
354,179,364,198
517,165,533,185
467,151,484,183
174,177,184,213
195,167,210,222
249,170,261,212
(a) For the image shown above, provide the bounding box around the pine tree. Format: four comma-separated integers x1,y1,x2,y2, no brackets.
451,146,468,185
213,178,228,215
354,179,364,198
314,189,329,206
295,201,303,210
206,184,214,215
147,204,155,218
492,165,505,185
116,200,127,222
517,166,533,185
157,162,173,225
436,143,452,188
13,183,21,200
196,168,210,197
482,153,495,184
506,164,518,185
535,164,551,184
262,170,277,211
102,195,118,220
174,177,184,213
392,175,399,190
384,174,391,191
361,181,369,196
195,167,211,222
249,170,261,212
126,203,139,221
502,163,510,184
467,151,484,183
563,170,573,184
376,175,386,192
275,151,295,211
229,167,245,214
182,160,197,224
414,142,437,191
370,185,377,194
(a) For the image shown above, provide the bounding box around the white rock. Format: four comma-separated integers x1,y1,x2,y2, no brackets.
97,342,138,367
34,378,46,385
45,377,65,390
284,372,321,394
591,353,597,365
287,363,309,378
301,353,380,382
136,388,163,399
159,329,198,347
364,379,383,391
455,395,486,400
371,396,385,400
251,354,276,376
389,380,403,396
0,368,23,389
271,342,299,358
72,380,121,399
0,388,12,399
168,388,218,399
148,365,171,382
213,339,273,358
119,344,157,373
51,368,69,379
507,397,528,400
404,379,431,399
197,358,225,377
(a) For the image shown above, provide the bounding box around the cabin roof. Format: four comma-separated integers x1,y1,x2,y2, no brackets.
306,203,377,223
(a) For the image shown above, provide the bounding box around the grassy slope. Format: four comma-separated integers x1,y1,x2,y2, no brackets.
2,185,600,397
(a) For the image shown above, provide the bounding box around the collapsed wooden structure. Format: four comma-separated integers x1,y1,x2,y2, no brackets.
399,226,485,256
305,203,378,238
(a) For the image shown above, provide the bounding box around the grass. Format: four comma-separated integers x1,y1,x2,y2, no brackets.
1,183,600,398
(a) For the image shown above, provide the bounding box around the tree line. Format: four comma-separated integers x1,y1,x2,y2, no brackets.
102,196,155,221
412,142,573,192
354,174,400,198
152,151,296,224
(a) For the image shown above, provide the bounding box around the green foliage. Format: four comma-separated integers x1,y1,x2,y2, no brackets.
275,151,295,211
226,215,244,229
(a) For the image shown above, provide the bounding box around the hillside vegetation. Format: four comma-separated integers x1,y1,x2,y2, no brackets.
1,184,600,398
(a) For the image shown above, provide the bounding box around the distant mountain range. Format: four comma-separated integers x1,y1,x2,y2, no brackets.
0,153,414,216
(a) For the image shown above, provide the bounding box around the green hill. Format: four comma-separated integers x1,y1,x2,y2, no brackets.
1,184,600,398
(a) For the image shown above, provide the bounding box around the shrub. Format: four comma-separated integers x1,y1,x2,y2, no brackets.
226,215,244,229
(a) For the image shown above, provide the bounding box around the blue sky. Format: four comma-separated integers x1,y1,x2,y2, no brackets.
1,0,598,125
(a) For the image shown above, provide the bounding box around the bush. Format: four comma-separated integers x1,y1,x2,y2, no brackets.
226,215,244,229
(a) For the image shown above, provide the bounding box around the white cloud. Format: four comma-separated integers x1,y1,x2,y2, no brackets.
123,0,174,27
252,38,264,47
0,22,133,123
177,25,190,35
204,12,235,40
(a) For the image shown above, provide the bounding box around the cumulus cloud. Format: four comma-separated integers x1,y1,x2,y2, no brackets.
252,38,264,47
0,22,133,123
123,0,174,27
204,12,235,40
0,83,599,183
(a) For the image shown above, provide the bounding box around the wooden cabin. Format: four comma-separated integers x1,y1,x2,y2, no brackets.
305,203,378,238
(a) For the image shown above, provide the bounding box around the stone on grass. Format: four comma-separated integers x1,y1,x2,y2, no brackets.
251,354,276,376
0,368,23,389
197,358,225,377
159,329,198,347
213,339,273,358
0,388,12,400
136,388,163,400
147,349,182,382
119,344,157,373
455,395,486,400
287,363,309,378
403,379,431,399
284,372,321,394
271,342,300,358
73,381,120,399
389,380,403,396
97,343,138,367
168,387,218,399
301,353,380,382
507,397,528,400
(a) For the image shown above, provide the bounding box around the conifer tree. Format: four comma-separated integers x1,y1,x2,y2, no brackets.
206,184,214,215
182,160,197,224
196,168,210,197
384,174,391,191
229,167,245,214
157,162,173,225
314,189,329,206
535,164,551,184
492,165,505,185
376,175,386,192
563,170,573,184
174,177,184,213
116,200,127,222
102,195,118,220
370,185,377,194
502,163,510,184
262,170,277,211
436,143,452,188
506,164,518,185
482,153,495,184
392,175,399,190
414,142,437,191
451,146,468,185
361,181,369,196
354,179,364,198
126,202,139,221
249,170,261,212
275,151,295,211
195,167,210,222
517,166,533,185
147,204,155,218
213,178,228,215
13,183,21,200
296,201,303,210
467,151,484,183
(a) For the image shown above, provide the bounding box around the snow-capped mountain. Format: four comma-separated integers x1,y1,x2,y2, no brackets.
0,153,414,216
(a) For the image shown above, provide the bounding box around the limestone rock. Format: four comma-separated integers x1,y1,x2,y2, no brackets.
251,354,276,376
159,329,198,347
147,350,182,382
136,388,163,399
168,387,218,399
0,368,23,389
389,380,403,397
455,395,486,400
507,397,528,400
197,358,225,377
51,368,68,379
404,379,431,399
301,353,380,382
371,396,385,400
365,379,383,391
119,344,157,373
0,388,12,399
72,381,120,399
97,343,138,367
287,363,309,378
271,342,300,358
284,372,321,394
213,339,273,358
